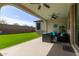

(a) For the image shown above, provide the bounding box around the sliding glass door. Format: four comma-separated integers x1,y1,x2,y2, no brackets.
75,4,79,46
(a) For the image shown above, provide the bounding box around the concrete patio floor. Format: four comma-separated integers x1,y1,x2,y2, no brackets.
0,37,54,56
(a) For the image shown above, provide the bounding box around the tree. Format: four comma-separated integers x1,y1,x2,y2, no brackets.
0,20,7,24
13,23,20,26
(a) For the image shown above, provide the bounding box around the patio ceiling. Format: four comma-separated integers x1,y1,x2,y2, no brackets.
0,3,71,20
21,3,71,20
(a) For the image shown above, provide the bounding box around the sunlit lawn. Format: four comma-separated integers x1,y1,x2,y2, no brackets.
0,32,40,49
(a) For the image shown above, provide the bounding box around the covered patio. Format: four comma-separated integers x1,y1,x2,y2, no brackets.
0,3,79,56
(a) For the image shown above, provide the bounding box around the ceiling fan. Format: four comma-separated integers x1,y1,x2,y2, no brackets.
49,13,58,20
30,3,50,10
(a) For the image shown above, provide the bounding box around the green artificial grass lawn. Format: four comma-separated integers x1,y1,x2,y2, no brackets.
0,32,40,49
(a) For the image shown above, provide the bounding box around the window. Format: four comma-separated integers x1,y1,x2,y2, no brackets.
36,22,41,30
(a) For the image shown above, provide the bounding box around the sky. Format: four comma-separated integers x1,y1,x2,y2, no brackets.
0,5,39,27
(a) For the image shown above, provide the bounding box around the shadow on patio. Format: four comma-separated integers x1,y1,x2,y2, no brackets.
47,43,76,56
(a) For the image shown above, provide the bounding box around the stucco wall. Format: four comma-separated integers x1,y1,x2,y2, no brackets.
36,20,47,34
41,20,47,32
41,18,67,33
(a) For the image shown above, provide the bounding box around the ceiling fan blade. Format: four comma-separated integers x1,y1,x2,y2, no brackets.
44,3,50,8
38,5,41,10
54,17,57,19
53,15,58,19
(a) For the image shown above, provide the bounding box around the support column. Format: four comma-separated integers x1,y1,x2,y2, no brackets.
69,4,75,44
45,20,48,33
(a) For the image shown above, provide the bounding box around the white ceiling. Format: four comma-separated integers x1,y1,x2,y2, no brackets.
21,3,71,20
